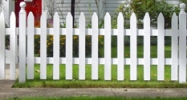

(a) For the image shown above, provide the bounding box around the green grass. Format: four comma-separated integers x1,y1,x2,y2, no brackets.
13,45,187,88
13,64,187,88
7,96,187,100
99,45,171,58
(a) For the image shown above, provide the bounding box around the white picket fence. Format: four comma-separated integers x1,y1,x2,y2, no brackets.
0,2,187,83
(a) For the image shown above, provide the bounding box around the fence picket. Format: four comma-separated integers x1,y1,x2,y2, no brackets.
19,2,26,83
104,12,111,80
130,13,137,81
171,13,178,81
157,13,165,81
27,12,34,79
79,12,86,80
53,12,60,80
179,4,186,83
40,11,47,79
143,13,151,81
92,13,99,80
66,12,73,80
10,12,17,80
117,12,124,81
0,12,5,79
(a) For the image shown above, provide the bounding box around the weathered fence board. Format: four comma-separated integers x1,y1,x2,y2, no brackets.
157,13,165,81
130,13,137,81
19,3,26,83
179,4,186,83
104,12,112,80
40,11,47,80
53,12,60,80
0,12,5,79
143,13,151,81
79,12,86,80
171,13,178,81
27,12,34,80
91,12,99,80
66,12,73,80
117,12,124,81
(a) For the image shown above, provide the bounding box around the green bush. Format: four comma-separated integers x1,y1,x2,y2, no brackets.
110,0,179,45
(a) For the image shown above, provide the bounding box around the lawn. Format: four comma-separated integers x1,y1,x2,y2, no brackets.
7,96,187,100
13,45,187,88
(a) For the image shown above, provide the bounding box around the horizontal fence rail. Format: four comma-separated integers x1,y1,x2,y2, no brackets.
0,2,187,83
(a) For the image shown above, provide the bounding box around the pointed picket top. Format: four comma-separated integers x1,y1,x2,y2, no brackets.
104,12,111,28
41,11,47,26
28,12,34,22
10,12,16,28
54,12,59,19
117,12,124,29
54,12,60,26
92,12,98,20
157,13,164,30
144,13,150,24
92,12,98,28
104,12,111,21
0,12,4,20
66,12,73,21
130,12,137,26
79,12,85,22
172,12,177,21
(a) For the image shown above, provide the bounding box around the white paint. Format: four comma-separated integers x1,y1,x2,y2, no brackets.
104,12,111,80
143,13,151,81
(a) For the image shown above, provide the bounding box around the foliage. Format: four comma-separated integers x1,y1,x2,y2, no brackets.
112,0,179,29
110,0,179,45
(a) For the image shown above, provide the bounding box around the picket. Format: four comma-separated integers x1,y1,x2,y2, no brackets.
157,13,165,81
91,12,99,80
117,12,124,81
19,2,26,83
143,13,151,81
130,13,137,81
40,11,47,80
0,2,187,84
27,12,34,79
66,12,73,80
53,12,60,80
9,12,17,80
0,12,5,79
79,12,86,80
179,3,186,83
104,12,111,80
171,13,178,81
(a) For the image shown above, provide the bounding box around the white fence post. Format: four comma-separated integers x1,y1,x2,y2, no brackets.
143,13,151,81
157,13,165,81
40,11,47,80
10,12,17,80
53,12,60,80
130,13,137,81
19,2,26,83
27,12,34,79
79,12,86,80
171,13,178,81
92,12,99,80
0,12,5,79
66,12,73,80
179,3,186,83
117,12,124,81
104,12,111,80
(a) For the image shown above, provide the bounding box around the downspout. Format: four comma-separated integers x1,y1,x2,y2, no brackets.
71,0,75,27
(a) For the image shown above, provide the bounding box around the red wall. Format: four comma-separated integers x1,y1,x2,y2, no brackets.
15,0,42,27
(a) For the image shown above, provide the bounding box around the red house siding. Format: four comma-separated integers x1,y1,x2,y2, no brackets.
15,0,42,27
